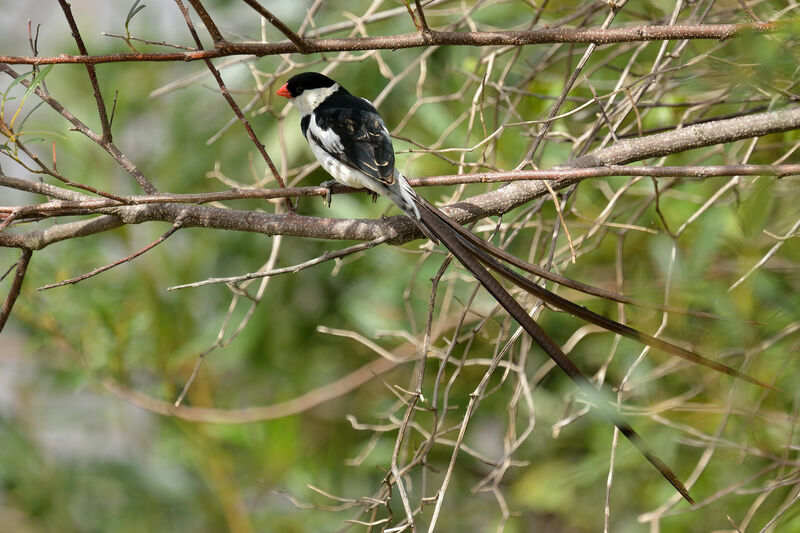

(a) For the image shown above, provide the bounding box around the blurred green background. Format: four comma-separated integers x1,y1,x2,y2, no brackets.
1,1,799,532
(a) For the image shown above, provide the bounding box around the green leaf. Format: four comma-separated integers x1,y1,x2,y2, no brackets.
23,65,53,100
2,71,32,103
125,0,146,28
18,100,45,130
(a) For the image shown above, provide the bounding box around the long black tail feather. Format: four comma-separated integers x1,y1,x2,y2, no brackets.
416,196,724,320
413,196,774,391
413,199,695,504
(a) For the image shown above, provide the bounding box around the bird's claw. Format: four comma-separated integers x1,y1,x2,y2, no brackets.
320,179,337,208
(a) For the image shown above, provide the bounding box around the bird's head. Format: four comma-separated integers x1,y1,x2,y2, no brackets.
276,72,341,116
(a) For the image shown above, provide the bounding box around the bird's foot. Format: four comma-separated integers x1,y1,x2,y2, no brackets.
320,179,338,208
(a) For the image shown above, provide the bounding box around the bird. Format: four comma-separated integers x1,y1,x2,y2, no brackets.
276,72,772,504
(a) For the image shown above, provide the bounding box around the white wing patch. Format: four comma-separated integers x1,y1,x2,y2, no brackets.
308,138,368,189
308,117,344,154
307,135,422,220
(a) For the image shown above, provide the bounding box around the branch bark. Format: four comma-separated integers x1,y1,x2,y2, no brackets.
0,249,32,333
3,106,798,251
0,21,784,65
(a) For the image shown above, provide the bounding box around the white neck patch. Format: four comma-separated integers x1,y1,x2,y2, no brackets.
292,84,340,116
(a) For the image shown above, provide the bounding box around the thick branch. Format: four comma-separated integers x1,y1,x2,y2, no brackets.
2,107,799,250
459,106,800,221
570,107,800,166
0,215,125,250
0,22,783,65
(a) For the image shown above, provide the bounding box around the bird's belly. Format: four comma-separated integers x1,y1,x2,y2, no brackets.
309,142,368,189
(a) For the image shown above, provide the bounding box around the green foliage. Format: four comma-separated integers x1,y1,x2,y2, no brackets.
2,0,800,532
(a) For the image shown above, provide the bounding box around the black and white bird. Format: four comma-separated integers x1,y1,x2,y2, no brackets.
276,73,419,215
277,72,771,504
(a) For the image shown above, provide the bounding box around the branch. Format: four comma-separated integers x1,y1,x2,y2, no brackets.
100,354,407,423
2,107,799,251
36,215,186,291
464,106,800,221
0,64,157,194
5,163,800,221
57,0,113,141
571,107,800,166
167,237,386,291
0,21,785,65
0,215,125,250
240,0,310,52
177,0,290,203
184,0,224,44
0,249,32,333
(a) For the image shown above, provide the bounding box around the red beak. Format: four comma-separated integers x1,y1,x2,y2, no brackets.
275,83,291,98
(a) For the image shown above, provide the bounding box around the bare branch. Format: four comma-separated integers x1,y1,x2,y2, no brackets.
36,214,186,291
184,0,225,44
100,354,408,423
0,248,32,333
5,162,799,223
3,100,799,251
167,237,386,290
240,0,310,52
0,22,785,65
57,0,113,142
175,0,291,206
0,64,158,194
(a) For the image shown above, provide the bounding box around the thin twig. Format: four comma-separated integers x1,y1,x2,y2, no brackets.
184,0,225,43
167,237,386,290
174,232,284,406
101,354,409,423
728,215,800,292
414,0,431,33
176,0,291,209
240,0,310,52
9,135,127,201
519,5,619,166
0,249,32,333
57,0,113,142
36,214,187,291
100,32,197,51
0,64,158,194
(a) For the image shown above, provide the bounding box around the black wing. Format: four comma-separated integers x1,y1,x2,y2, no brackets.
310,95,396,185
